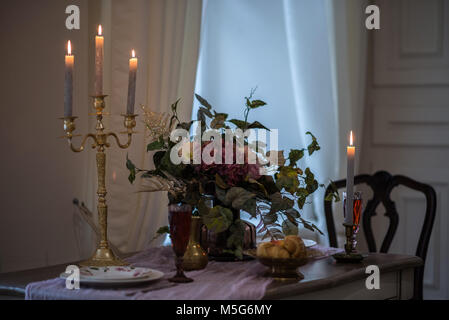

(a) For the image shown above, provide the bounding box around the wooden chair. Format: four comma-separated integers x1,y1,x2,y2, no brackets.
324,171,436,300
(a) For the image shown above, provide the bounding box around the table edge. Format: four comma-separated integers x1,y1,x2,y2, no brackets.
263,254,423,299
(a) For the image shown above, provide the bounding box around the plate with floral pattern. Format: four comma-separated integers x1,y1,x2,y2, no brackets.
60,266,164,285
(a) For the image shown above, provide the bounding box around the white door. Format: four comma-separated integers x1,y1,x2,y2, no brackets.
361,0,449,299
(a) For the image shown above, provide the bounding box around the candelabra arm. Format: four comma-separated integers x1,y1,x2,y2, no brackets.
68,134,97,153
106,132,133,149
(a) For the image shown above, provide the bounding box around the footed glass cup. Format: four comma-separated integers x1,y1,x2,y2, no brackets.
168,203,193,283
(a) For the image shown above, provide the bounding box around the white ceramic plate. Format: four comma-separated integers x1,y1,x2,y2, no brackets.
60,266,164,286
256,238,317,248
303,239,317,248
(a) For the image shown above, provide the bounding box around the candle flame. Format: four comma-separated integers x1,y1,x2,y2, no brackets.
132,49,136,58
350,130,353,146
67,40,72,55
98,25,102,36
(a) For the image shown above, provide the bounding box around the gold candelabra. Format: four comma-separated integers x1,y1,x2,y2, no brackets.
61,95,137,266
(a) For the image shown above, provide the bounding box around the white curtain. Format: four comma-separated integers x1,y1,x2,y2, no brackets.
326,0,368,245
80,0,202,256
194,0,367,245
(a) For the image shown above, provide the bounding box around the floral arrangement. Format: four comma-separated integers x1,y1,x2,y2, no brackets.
127,92,339,258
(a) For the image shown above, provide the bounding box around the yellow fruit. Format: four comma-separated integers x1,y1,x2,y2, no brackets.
283,235,306,258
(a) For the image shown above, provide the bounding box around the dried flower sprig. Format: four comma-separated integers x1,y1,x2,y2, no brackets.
140,104,174,142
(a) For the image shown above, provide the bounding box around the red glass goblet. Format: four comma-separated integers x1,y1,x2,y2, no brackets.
343,191,363,253
168,203,193,283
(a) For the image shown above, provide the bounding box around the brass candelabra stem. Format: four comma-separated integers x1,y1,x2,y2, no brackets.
61,95,137,267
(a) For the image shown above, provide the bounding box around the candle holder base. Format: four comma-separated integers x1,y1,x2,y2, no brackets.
333,222,366,263
79,247,128,267
332,252,366,263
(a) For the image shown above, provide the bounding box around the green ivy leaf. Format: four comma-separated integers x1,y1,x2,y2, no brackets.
270,192,294,213
306,131,321,155
304,167,316,187
150,225,170,243
275,166,299,193
229,119,247,130
262,211,278,225
153,151,165,168
304,167,319,194
306,179,319,194
325,192,335,201
160,150,184,177
297,197,306,209
248,121,270,131
247,178,269,197
249,99,267,109
147,140,165,151
215,186,228,205
211,113,228,129
156,226,169,235
197,198,210,217
258,175,279,194
215,174,229,190
126,156,136,184
285,208,300,218
288,149,305,166
282,220,298,236
226,219,245,259
241,198,257,217
299,218,323,235
195,94,213,110
296,187,309,197
225,187,256,210
328,180,341,202
202,205,233,233
268,227,284,240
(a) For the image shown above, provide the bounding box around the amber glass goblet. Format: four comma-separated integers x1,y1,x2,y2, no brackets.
168,203,193,283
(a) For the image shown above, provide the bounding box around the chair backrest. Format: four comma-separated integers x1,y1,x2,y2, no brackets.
324,170,437,299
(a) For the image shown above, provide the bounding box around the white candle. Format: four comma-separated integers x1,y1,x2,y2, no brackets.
64,40,74,117
345,131,355,225
126,49,138,114
95,25,104,96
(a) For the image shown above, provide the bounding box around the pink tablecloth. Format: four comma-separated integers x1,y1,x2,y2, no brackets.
25,245,341,300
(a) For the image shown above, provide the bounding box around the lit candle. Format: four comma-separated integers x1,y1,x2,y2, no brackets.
126,49,138,115
64,40,74,117
95,25,104,96
345,131,355,225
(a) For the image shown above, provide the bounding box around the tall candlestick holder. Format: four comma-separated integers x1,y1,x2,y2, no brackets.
61,95,137,267
332,223,364,263
333,191,365,263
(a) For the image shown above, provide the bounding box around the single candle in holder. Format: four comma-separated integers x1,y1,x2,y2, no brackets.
64,40,74,117
126,49,138,115
345,131,355,225
95,25,104,96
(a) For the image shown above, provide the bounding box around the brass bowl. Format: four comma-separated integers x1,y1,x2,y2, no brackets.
245,249,308,281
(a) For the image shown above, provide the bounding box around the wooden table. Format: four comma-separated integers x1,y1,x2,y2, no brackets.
0,252,422,300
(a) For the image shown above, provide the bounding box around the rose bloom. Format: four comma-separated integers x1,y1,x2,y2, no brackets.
196,141,262,186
